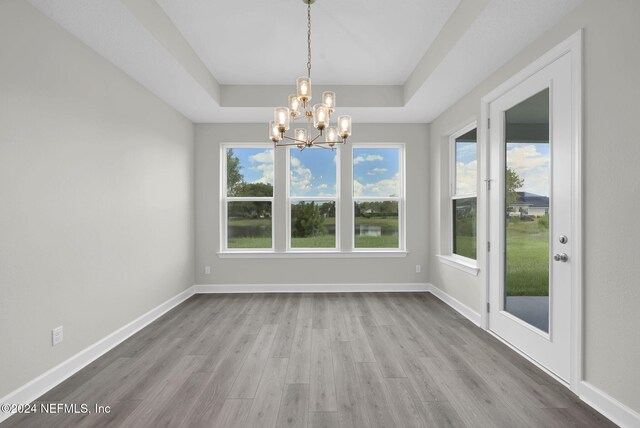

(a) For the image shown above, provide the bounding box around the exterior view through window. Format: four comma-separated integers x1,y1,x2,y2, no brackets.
504,88,550,332
223,146,274,249
452,128,477,259
353,146,403,249
288,147,338,249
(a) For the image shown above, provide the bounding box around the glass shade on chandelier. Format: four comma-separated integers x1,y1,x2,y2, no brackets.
268,0,352,150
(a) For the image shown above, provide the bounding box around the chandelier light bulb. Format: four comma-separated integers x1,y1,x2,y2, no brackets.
338,115,352,138
322,91,335,114
275,107,290,132
289,95,301,118
313,104,328,130
296,77,312,102
295,128,307,144
325,127,338,146
269,121,281,142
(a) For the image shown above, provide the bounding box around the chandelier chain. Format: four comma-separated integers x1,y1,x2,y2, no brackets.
307,1,312,78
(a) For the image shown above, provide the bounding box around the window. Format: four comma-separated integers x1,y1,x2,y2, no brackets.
352,145,404,250
287,147,339,250
450,125,477,260
221,145,274,250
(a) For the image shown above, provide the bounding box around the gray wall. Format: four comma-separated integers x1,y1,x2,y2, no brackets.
0,1,195,397
429,0,640,413
195,123,429,285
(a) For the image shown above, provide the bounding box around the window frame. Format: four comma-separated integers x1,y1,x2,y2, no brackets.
286,146,341,252
351,143,406,252
449,122,478,263
220,143,275,253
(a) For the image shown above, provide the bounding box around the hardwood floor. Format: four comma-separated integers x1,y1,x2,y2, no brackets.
2,293,615,427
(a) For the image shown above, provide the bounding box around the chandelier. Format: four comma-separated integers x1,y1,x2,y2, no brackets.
269,0,352,150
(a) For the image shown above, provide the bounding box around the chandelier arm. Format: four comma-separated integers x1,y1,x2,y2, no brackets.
309,132,323,144
275,140,304,147
313,143,335,151
281,134,308,145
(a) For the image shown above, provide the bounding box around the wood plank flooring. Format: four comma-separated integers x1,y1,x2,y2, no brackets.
2,293,615,428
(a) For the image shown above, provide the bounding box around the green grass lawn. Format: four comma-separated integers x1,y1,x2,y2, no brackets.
354,235,398,248
506,219,549,296
454,236,476,260
291,234,336,248
227,236,272,248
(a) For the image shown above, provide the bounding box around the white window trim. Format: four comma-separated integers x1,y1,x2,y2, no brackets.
286,146,341,252
352,143,406,252
438,122,479,272
220,143,275,253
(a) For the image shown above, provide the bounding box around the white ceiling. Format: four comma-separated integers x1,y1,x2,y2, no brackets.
27,0,583,123
155,0,460,85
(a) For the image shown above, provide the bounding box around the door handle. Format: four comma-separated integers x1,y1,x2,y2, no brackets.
553,253,568,262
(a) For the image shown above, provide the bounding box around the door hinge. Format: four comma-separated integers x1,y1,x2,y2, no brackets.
488,118,491,129
487,241,491,252
487,302,490,313
485,179,491,190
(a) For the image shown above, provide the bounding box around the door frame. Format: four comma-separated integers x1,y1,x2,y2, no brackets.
479,30,583,392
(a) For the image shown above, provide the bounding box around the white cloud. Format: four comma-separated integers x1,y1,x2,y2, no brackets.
249,150,273,164
247,149,274,184
353,154,384,164
317,183,328,190
290,155,313,195
354,173,400,197
367,167,388,176
455,160,477,195
506,144,550,196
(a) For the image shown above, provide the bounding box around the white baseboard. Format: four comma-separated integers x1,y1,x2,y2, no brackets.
579,382,640,428
426,283,482,326
0,285,196,424
194,283,430,294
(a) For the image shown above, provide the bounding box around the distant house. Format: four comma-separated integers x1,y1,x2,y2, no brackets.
510,192,549,217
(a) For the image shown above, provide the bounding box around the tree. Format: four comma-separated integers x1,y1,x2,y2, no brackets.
291,202,326,237
236,182,273,197
226,149,243,196
506,167,524,210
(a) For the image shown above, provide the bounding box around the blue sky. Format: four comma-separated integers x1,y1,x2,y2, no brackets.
353,148,400,197
228,147,274,185
290,148,337,197
455,142,477,195
228,147,402,198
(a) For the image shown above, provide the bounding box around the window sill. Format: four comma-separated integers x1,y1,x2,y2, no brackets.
436,254,479,276
218,251,408,259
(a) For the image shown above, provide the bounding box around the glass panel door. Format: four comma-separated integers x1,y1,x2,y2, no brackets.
503,88,550,332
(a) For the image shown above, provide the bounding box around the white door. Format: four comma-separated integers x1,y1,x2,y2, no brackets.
488,53,574,382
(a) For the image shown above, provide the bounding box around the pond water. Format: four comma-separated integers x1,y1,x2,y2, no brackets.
228,224,271,238
355,224,398,237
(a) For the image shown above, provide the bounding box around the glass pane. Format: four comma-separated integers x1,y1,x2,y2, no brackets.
455,129,477,195
290,148,337,197
353,148,401,197
453,197,477,259
290,200,336,248
354,201,399,249
504,88,550,333
227,201,272,248
226,147,274,197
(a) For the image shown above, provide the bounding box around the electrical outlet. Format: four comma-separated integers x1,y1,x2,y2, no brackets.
205,266,211,275
415,264,421,273
52,326,63,346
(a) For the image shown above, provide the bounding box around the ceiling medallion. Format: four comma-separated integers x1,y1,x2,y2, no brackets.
269,0,352,150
